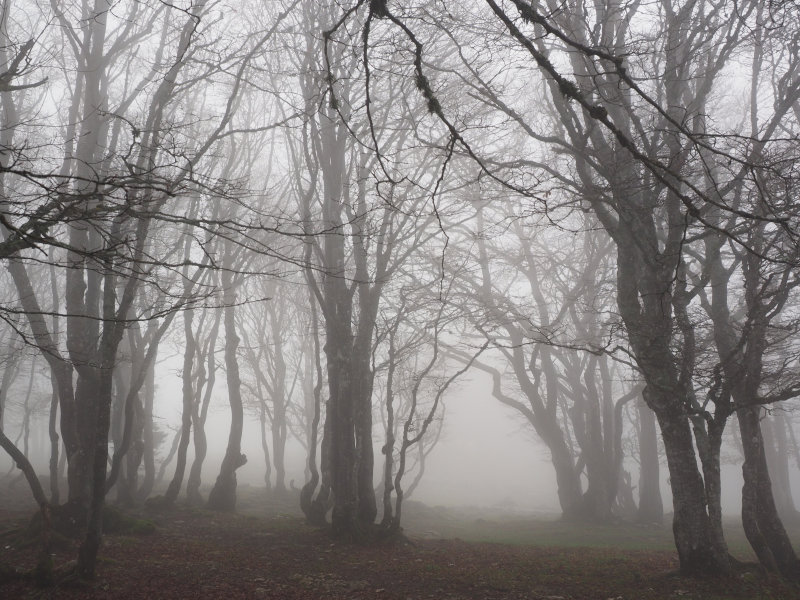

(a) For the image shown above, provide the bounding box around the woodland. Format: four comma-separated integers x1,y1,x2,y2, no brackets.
2,0,800,598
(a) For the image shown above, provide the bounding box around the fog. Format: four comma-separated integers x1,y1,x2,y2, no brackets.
5,356,800,518
2,0,800,596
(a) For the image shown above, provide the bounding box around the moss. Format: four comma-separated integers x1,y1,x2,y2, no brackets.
30,555,54,587
0,562,21,585
127,519,156,535
102,506,156,535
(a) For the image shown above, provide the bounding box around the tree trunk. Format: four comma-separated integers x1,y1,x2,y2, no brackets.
581,355,613,521
301,291,327,525
355,352,377,525
763,412,799,523
260,399,273,494
155,429,181,488
163,309,196,508
636,399,663,524
207,262,247,511
739,406,800,580
656,406,730,575
48,375,60,505
137,347,157,502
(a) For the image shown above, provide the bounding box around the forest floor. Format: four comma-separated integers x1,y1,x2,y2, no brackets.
2,484,799,599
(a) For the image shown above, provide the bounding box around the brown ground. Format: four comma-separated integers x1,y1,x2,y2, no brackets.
1,485,798,600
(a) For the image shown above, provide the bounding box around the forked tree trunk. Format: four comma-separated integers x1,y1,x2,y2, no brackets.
655,405,729,575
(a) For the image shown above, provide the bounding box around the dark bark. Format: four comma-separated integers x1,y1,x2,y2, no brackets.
77,225,148,578
656,406,729,575
739,406,800,580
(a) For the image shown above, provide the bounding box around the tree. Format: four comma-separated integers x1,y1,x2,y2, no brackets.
322,0,800,575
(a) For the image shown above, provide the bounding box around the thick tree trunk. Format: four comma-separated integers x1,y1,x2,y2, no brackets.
327,334,358,537
656,408,730,575
77,365,115,580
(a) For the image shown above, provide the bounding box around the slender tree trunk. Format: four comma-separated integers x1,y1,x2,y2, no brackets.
155,429,181,488
187,311,219,506
611,386,641,516
163,310,196,508
207,259,247,511
354,351,377,525
0,419,52,584
739,406,800,580
48,251,61,505
48,375,60,505
581,355,612,521
260,399,273,494
301,292,327,525
137,349,157,502
271,404,287,495
763,413,798,522
636,398,663,524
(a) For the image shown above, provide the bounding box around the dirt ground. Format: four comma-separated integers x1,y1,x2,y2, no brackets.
2,484,799,600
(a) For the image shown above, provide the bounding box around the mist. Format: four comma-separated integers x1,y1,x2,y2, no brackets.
2,1,800,598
